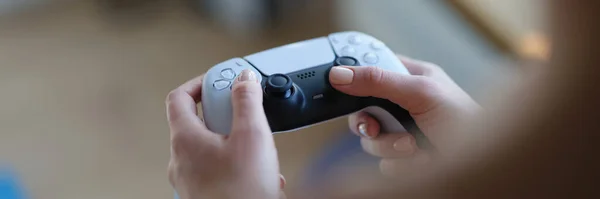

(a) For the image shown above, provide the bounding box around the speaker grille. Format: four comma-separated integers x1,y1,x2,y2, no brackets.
297,71,316,79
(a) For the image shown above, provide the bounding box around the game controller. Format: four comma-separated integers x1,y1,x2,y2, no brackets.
201,31,431,148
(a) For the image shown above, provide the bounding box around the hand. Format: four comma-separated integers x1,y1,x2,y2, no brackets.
329,55,480,176
165,69,285,199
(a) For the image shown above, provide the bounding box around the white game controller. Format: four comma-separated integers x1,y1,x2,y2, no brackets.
201,31,430,148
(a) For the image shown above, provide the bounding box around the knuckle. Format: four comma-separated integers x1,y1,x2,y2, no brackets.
349,111,367,124
165,90,184,121
412,76,442,95
167,160,177,185
232,82,262,107
361,138,385,157
423,62,444,74
361,141,375,155
363,66,386,85
232,82,259,99
165,89,182,105
409,77,445,112
170,132,194,156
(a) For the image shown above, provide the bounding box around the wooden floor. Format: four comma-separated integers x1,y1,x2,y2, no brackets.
0,1,346,198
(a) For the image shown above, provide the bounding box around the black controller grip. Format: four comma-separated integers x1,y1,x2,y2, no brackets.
365,97,432,150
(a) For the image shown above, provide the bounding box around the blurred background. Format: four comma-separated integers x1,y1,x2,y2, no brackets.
0,0,547,198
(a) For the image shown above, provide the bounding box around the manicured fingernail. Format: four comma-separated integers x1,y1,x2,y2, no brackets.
393,136,413,152
237,69,257,82
329,66,354,85
279,174,286,189
357,123,373,138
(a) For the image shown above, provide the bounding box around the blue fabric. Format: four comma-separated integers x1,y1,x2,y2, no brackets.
0,166,26,199
173,132,371,199
302,132,378,186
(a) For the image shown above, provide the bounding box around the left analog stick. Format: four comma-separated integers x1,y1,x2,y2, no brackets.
265,74,293,98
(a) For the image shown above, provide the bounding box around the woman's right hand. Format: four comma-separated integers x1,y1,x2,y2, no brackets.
329,55,481,176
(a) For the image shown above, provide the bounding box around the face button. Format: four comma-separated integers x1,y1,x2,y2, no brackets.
370,41,384,50
363,52,379,64
348,35,363,45
340,46,356,56
220,68,235,79
331,36,340,44
213,80,231,90
265,74,293,98
335,56,358,66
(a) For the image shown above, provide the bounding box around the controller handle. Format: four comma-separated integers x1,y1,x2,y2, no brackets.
362,98,432,149
327,31,433,149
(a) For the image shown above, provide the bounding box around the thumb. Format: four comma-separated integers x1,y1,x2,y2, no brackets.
329,66,444,114
229,69,274,149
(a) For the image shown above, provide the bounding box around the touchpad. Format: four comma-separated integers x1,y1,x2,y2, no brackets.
244,37,335,76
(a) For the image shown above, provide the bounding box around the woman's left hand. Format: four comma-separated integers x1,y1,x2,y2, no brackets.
165,69,285,199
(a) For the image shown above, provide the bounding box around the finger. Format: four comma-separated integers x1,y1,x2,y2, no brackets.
411,150,432,167
166,75,220,157
279,174,286,190
396,54,443,76
165,74,208,131
348,112,381,138
178,74,205,103
379,158,412,177
361,133,416,158
329,65,444,114
229,69,273,147
280,190,287,199
397,54,458,85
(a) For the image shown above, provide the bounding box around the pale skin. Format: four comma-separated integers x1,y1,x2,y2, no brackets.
166,54,477,198
166,70,284,199
166,1,599,198
328,55,480,175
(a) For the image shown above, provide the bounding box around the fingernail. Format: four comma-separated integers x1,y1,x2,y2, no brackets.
393,136,413,153
329,66,354,85
279,174,286,189
357,123,373,138
237,69,257,82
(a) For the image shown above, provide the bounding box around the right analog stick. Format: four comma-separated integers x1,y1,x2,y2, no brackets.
335,56,359,66
265,74,293,98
